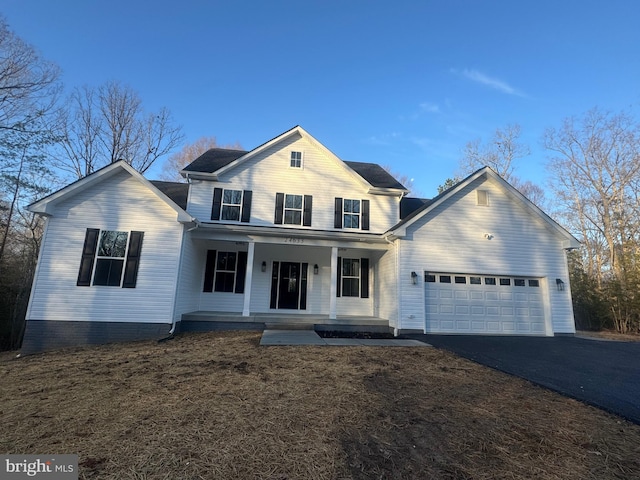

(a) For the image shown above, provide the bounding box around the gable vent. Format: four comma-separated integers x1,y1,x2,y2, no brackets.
477,190,489,206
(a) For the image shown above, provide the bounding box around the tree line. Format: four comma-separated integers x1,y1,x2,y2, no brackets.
1,16,638,349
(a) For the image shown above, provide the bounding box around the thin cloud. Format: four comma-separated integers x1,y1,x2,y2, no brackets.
453,68,526,97
419,102,440,114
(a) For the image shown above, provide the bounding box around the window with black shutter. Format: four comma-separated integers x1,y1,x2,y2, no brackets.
77,228,144,288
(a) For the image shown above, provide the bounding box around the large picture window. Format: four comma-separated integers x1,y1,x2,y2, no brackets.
77,228,144,288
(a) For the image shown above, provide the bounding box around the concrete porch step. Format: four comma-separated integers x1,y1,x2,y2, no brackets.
265,323,315,331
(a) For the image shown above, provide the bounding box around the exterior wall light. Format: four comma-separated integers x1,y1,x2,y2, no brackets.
314,264,319,275
261,261,267,272
411,271,418,285
556,278,565,291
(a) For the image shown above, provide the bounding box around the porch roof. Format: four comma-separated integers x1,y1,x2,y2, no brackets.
190,222,390,249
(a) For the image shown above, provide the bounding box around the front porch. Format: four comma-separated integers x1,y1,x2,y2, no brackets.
179,311,391,334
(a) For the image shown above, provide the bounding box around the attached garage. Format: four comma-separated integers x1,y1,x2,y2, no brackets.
424,272,548,335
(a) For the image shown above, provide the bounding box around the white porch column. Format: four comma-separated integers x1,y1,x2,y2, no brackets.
330,246,338,319
242,241,255,317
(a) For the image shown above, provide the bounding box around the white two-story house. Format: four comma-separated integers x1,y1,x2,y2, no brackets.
22,126,580,353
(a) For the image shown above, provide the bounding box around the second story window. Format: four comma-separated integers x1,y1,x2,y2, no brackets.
284,194,303,224
334,197,370,231
290,151,303,168
274,193,312,226
211,188,252,223
343,199,361,228
221,189,242,221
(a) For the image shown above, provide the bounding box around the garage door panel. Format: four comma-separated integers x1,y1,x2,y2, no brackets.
425,272,547,335
439,289,453,299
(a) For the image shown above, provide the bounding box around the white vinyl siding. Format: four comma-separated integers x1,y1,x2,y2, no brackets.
396,176,575,334
186,133,400,233
27,170,183,325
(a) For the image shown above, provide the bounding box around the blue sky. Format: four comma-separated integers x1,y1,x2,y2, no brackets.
4,0,640,197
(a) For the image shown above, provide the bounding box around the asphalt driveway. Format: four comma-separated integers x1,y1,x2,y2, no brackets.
404,334,640,424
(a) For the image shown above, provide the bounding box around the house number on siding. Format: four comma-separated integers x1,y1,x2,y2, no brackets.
285,237,304,244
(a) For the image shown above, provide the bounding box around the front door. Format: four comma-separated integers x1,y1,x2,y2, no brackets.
270,262,308,310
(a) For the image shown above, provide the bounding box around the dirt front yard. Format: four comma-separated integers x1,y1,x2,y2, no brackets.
1,331,639,479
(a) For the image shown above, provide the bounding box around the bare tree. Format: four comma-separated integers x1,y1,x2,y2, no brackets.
459,123,530,182
160,136,243,182
0,16,61,133
458,123,547,207
544,108,640,333
57,81,184,178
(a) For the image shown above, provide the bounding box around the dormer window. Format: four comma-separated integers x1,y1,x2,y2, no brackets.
290,151,303,168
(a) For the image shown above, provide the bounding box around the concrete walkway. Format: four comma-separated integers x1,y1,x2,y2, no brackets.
260,329,429,347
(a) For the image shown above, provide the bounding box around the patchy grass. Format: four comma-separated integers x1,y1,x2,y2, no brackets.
577,330,640,342
1,331,639,479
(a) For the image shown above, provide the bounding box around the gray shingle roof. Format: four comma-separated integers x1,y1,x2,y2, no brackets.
182,148,248,173
400,197,432,219
150,181,189,210
343,161,406,190
182,149,406,190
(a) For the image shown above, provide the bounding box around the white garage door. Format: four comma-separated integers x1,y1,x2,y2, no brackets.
424,272,547,335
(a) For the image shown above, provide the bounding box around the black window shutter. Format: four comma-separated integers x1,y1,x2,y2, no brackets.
203,250,216,292
77,228,100,286
334,198,343,228
241,190,252,223
274,193,284,224
303,195,312,226
235,251,248,293
211,188,223,220
362,200,370,231
336,256,342,297
122,231,144,288
360,258,369,298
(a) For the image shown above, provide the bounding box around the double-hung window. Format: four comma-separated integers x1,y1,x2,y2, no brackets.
211,188,252,222
274,193,312,226
341,258,360,297
221,190,243,221
343,199,361,229
290,151,302,168
284,194,303,224
334,197,370,230
77,228,144,288
214,252,237,292
336,257,369,298
203,250,248,294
